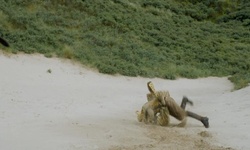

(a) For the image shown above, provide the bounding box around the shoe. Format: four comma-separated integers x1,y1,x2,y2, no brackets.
183,96,194,106
201,117,209,128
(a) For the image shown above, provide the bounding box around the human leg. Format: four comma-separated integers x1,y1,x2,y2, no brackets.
180,96,193,109
186,111,209,128
180,96,209,128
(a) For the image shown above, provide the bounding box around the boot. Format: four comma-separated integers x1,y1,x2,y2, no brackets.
181,96,193,109
186,111,209,128
201,117,209,128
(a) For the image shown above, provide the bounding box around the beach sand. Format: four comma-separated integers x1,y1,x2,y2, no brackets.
1,52,249,150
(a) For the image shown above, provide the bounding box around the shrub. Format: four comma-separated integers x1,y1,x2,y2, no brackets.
0,0,250,89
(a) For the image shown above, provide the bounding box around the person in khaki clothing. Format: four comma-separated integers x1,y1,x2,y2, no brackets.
147,81,209,128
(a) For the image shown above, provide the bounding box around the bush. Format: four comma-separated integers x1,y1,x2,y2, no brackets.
0,0,250,89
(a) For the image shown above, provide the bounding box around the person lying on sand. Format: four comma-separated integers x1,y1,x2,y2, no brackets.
137,81,209,128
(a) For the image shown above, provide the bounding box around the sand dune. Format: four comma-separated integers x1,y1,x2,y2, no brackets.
0,52,249,150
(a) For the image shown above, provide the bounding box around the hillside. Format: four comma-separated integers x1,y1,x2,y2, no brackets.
0,0,250,89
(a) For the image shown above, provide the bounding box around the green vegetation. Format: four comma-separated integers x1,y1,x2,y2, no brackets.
0,0,250,90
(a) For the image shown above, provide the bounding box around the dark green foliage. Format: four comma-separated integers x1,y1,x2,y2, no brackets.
229,73,250,90
218,1,250,24
0,0,250,89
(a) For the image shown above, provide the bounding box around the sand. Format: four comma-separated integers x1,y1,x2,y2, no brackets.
0,51,249,150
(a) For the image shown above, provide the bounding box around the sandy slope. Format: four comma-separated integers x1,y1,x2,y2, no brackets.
0,52,249,150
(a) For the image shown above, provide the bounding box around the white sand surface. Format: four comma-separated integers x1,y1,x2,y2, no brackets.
0,52,249,150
